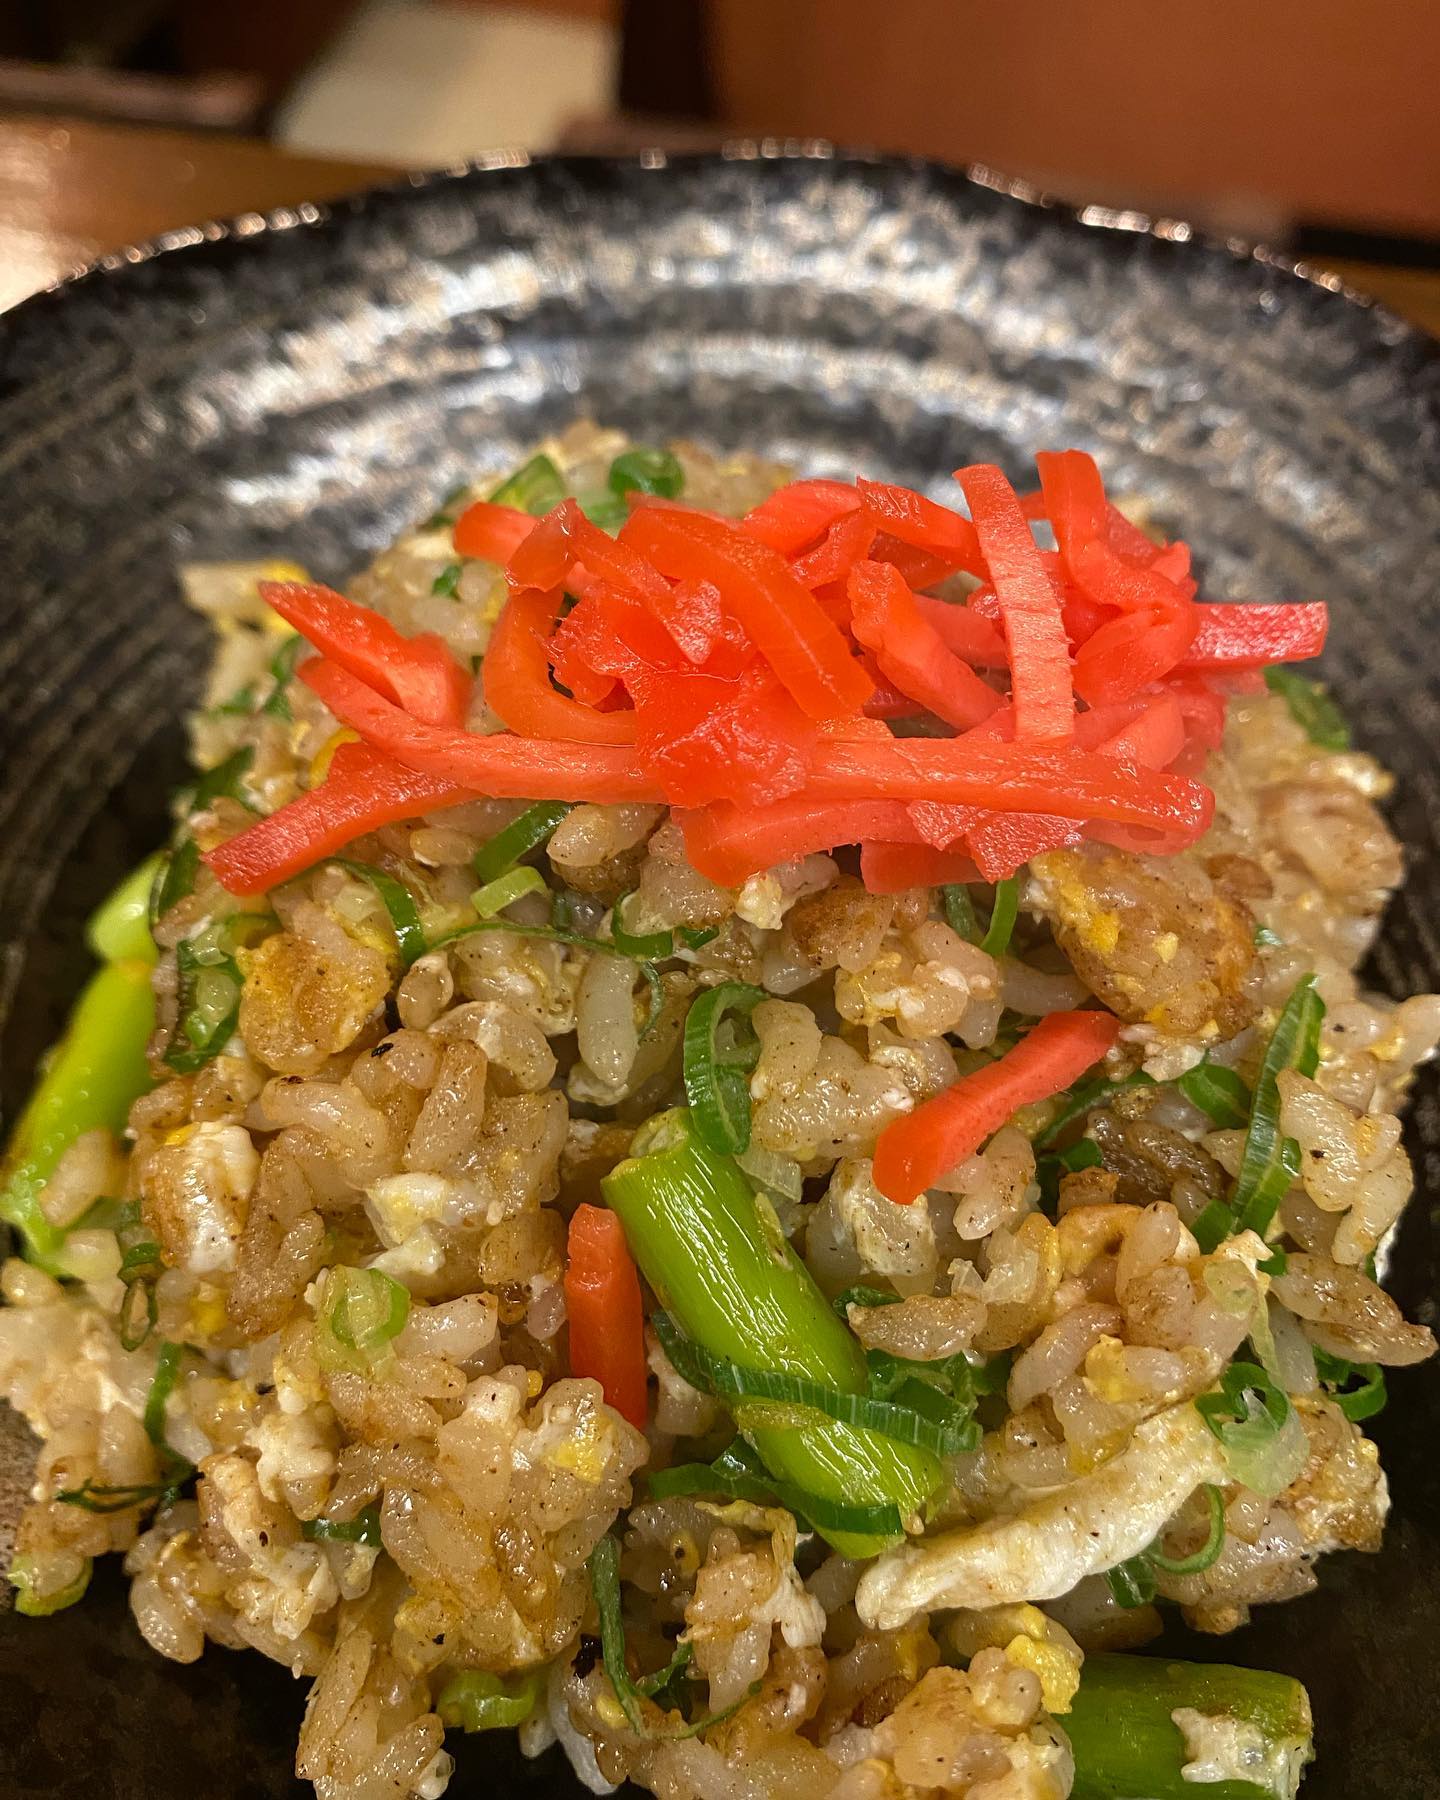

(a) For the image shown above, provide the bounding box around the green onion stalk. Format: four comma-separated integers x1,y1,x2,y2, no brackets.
0,955,155,1271
602,1109,943,1557
1065,1653,1313,1800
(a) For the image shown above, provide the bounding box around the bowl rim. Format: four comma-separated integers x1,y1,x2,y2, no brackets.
3,139,1436,368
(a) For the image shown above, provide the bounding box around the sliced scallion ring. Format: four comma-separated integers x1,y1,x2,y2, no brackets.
489,453,566,517
681,981,765,1156
654,1312,979,1458
302,1502,382,1546
979,876,1020,958
332,858,427,964
472,800,572,884
471,865,548,919
1146,1483,1228,1575
608,446,685,500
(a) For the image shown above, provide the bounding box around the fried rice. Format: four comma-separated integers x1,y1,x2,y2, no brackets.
1,421,1434,1800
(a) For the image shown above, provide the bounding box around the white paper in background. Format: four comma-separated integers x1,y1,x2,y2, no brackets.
275,0,618,167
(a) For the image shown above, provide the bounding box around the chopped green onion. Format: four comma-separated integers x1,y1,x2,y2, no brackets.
141,1340,196,1495
941,884,980,942
1105,1555,1158,1609
489,453,565,517
1178,1056,1252,1128
431,561,463,598
164,938,243,1074
151,837,201,923
1036,1135,1103,1210
603,1110,941,1557
655,1312,980,1458
1065,1653,1313,1800
1191,1199,1235,1254
303,1502,382,1546
831,1284,901,1318
261,637,306,720
586,1535,759,1739
55,1478,181,1515
1254,923,1283,949
1196,1361,1309,1496
1313,1348,1387,1422
648,1438,906,1539
192,745,257,807
7,1552,91,1616
437,1667,543,1733
979,876,1020,958
209,681,258,717
1264,666,1350,751
637,962,666,1041
143,1341,184,1447
579,493,631,532
1034,1068,1156,1150
332,858,427,964
682,981,765,1156
119,1273,160,1352
325,1266,410,1357
0,960,155,1272
634,1639,694,1702
608,446,685,501
1231,976,1324,1238
470,865,547,919
1257,1245,1289,1278
611,892,676,960
472,800,573,883
1146,1483,1228,1575
424,481,470,531
86,854,163,965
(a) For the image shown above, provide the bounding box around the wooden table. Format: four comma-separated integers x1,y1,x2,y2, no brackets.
2,114,1437,336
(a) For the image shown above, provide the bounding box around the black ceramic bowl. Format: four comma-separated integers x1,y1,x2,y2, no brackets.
1,148,1437,1800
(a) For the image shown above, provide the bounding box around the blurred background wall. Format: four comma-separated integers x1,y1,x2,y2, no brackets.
0,0,1436,311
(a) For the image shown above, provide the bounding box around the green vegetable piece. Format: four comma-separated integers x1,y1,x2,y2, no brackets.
7,1552,91,1617
1146,1483,1228,1575
431,561,464,598
1191,1199,1236,1254
303,1502,383,1546
471,866,548,919
472,800,573,884
655,1312,981,1460
1178,1056,1252,1128
1231,975,1325,1238
831,1284,902,1319
1065,1652,1313,1800
55,1478,179,1514
0,959,155,1270
437,1668,544,1733
587,1535,758,1739
1197,1361,1308,1496
648,1439,905,1539
324,1266,410,1359
143,1341,184,1448
1254,923,1283,949
1313,1348,1387,1422
941,884,980,942
489,453,566,517
192,744,257,807
611,892,675,960
261,637,306,720
1264,666,1350,752
682,981,765,1156
164,938,243,1074
423,481,470,531
1035,1068,1156,1150
333,859,428,965
151,837,201,924
1105,1555,1158,1609
86,854,163,965
979,876,1020,958
579,493,631,532
608,446,685,501
603,1110,943,1557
